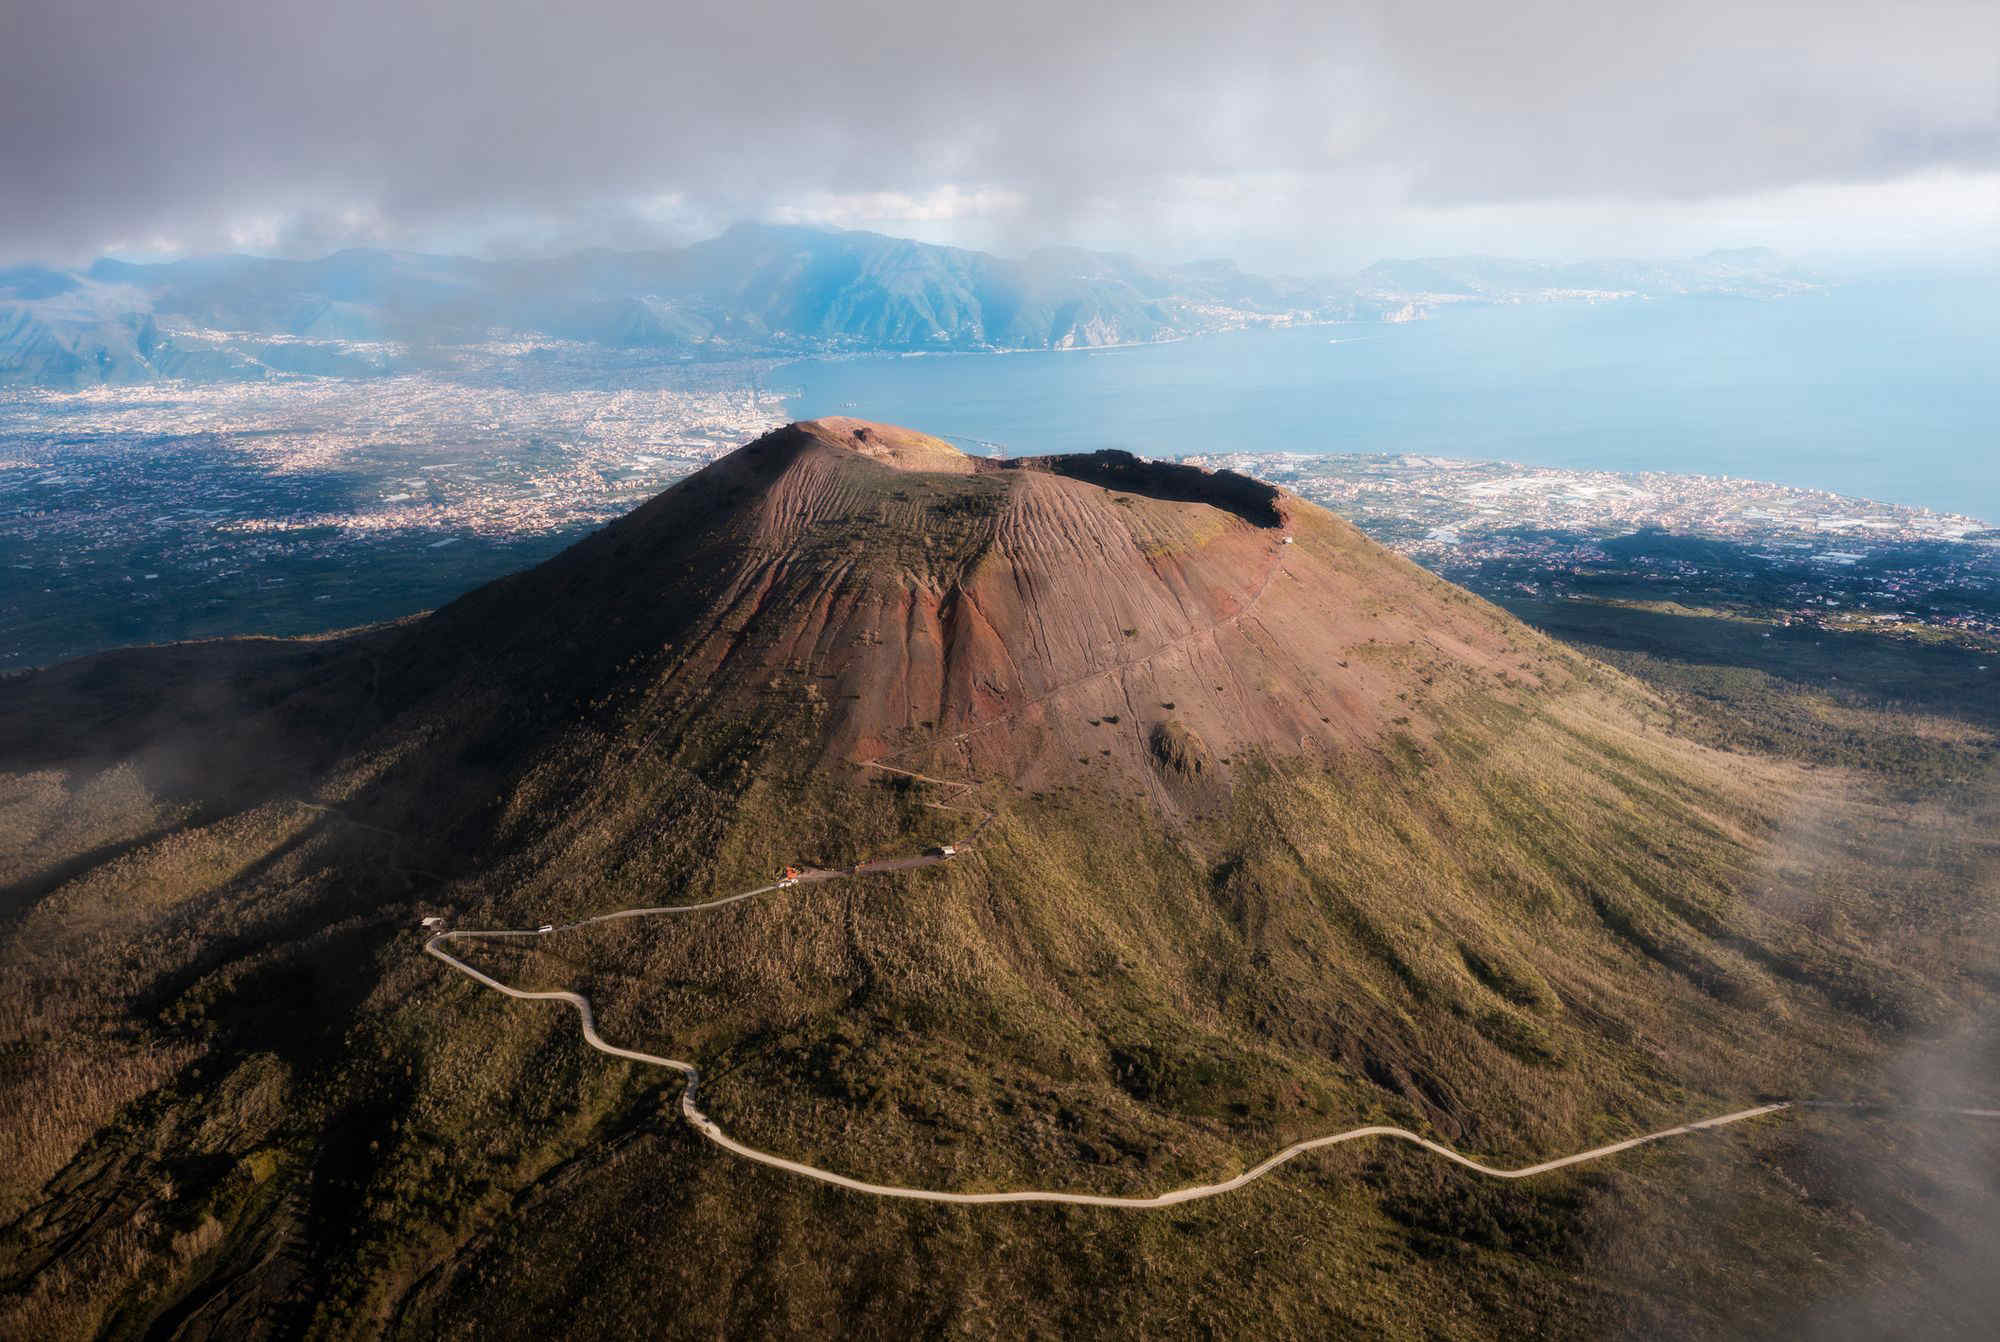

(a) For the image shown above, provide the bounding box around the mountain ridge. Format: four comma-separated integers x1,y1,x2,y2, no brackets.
0,226,1818,386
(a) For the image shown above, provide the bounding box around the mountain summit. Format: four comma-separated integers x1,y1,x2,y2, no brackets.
370,418,1545,812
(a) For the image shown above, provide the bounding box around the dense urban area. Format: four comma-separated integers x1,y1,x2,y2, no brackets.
1191,450,2000,648
0,358,786,665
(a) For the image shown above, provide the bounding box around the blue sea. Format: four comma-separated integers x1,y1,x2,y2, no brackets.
778,270,2000,525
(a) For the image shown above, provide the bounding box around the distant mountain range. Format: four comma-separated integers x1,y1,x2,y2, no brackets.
0,225,1819,387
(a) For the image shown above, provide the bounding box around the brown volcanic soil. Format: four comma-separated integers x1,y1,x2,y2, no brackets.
380,419,1533,814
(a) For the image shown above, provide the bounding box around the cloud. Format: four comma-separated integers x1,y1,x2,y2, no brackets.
768,186,1031,232
3,1,1996,264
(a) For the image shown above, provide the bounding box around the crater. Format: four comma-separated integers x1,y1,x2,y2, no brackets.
1001,450,1284,528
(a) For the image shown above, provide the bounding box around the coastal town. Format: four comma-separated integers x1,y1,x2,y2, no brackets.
0,360,789,665
1187,451,2000,646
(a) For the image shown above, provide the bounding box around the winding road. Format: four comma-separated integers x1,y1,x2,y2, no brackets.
421,868,1996,1208
419,535,1997,1207
434,908,1800,1216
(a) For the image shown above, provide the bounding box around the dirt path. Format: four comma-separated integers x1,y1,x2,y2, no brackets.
429,895,1987,1207
420,532,1997,1206
422,864,1996,1208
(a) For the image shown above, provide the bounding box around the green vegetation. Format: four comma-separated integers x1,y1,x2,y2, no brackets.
1507,597,2000,788
6,670,1991,1338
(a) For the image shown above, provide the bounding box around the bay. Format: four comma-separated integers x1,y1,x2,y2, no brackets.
777,271,2000,524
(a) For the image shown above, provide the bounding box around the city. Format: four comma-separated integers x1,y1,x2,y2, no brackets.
1191,450,2000,646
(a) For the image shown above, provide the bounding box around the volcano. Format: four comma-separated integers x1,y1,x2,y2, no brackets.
0,420,1961,1338
373,417,1538,795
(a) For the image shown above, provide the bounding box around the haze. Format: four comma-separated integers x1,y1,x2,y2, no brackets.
6,0,1997,269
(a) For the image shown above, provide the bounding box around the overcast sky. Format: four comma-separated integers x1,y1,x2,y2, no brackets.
5,1,1997,269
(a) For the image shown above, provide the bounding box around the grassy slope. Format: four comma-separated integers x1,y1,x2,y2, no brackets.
370,690,1995,1338
7,675,1987,1339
